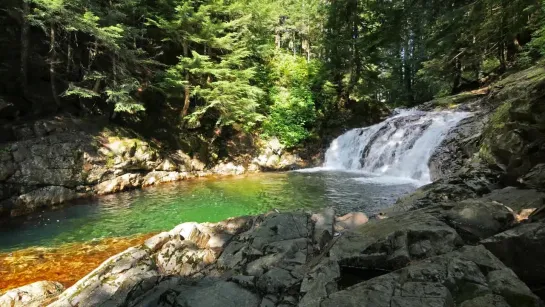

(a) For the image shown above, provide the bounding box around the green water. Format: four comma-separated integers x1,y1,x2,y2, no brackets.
0,171,418,251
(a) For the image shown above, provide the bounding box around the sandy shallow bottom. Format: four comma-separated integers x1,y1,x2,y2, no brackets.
0,233,155,292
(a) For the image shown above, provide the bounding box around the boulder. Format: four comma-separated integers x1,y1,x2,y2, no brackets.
95,173,143,195
0,281,65,307
482,222,545,298
429,113,488,181
319,246,542,307
479,187,545,220
49,247,158,307
520,164,545,191
425,200,515,243
175,281,261,307
330,211,463,271
11,186,80,216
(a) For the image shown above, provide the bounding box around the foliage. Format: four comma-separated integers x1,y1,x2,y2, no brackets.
2,0,544,150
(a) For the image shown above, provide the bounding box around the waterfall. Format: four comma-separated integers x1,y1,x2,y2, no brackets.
323,109,469,184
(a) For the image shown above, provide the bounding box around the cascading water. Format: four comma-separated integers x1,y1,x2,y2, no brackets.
323,109,469,184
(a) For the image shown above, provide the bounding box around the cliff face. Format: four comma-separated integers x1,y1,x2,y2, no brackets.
0,116,310,218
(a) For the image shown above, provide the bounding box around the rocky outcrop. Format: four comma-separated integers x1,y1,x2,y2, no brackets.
482,222,545,299
24,204,541,307
253,137,307,171
0,281,65,307
0,117,262,218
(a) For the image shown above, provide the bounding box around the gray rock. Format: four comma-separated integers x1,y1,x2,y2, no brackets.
11,186,79,216
0,281,64,307
425,200,515,242
320,245,542,307
480,187,545,212
520,164,545,191
50,247,158,307
257,267,299,293
299,258,340,307
156,239,216,276
482,222,545,297
429,113,489,181
95,173,143,195
176,281,260,307
330,212,463,271
312,208,335,250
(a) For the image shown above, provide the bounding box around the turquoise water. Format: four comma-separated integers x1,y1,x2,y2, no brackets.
0,171,418,251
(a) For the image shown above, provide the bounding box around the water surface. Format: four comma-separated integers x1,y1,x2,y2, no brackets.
0,171,417,251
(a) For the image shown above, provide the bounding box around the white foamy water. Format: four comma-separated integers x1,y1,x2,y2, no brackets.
319,109,469,185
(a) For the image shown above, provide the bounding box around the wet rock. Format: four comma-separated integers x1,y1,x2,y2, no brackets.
0,281,65,307
429,113,489,181
482,222,545,299
320,246,542,307
389,167,500,213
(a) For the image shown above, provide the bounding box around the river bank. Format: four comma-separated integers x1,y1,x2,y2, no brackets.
1,65,545,306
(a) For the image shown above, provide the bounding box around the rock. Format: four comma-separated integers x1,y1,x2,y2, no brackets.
389,167,500,213
144,232,171,252
320,245,542,307
479,187,545,220
312,208,335,250
156,238,217,276
426,200,515,243
50,247,158,307
256,267,299,293
0,281,65,307
429,113,489,181
175,281,260,307
520,164,545,191
11,186,80,216
213,162,246,175
95,173,143,195
334,212,369,232
142,171,187,187
330,211,463,271
299,258,340,307
482,222,545,298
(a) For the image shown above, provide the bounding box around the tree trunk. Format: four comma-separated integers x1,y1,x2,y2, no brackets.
20,0,30,100
50,24,61,107
182,40,190,118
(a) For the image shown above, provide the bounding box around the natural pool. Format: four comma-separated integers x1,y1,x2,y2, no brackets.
0,171,419,252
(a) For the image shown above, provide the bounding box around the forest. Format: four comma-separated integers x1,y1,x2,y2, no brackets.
1,0,544,150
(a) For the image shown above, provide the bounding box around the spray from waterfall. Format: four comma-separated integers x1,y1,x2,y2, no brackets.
322,109,469,184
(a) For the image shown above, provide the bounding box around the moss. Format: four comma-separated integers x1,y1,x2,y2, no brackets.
431,91,485,110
